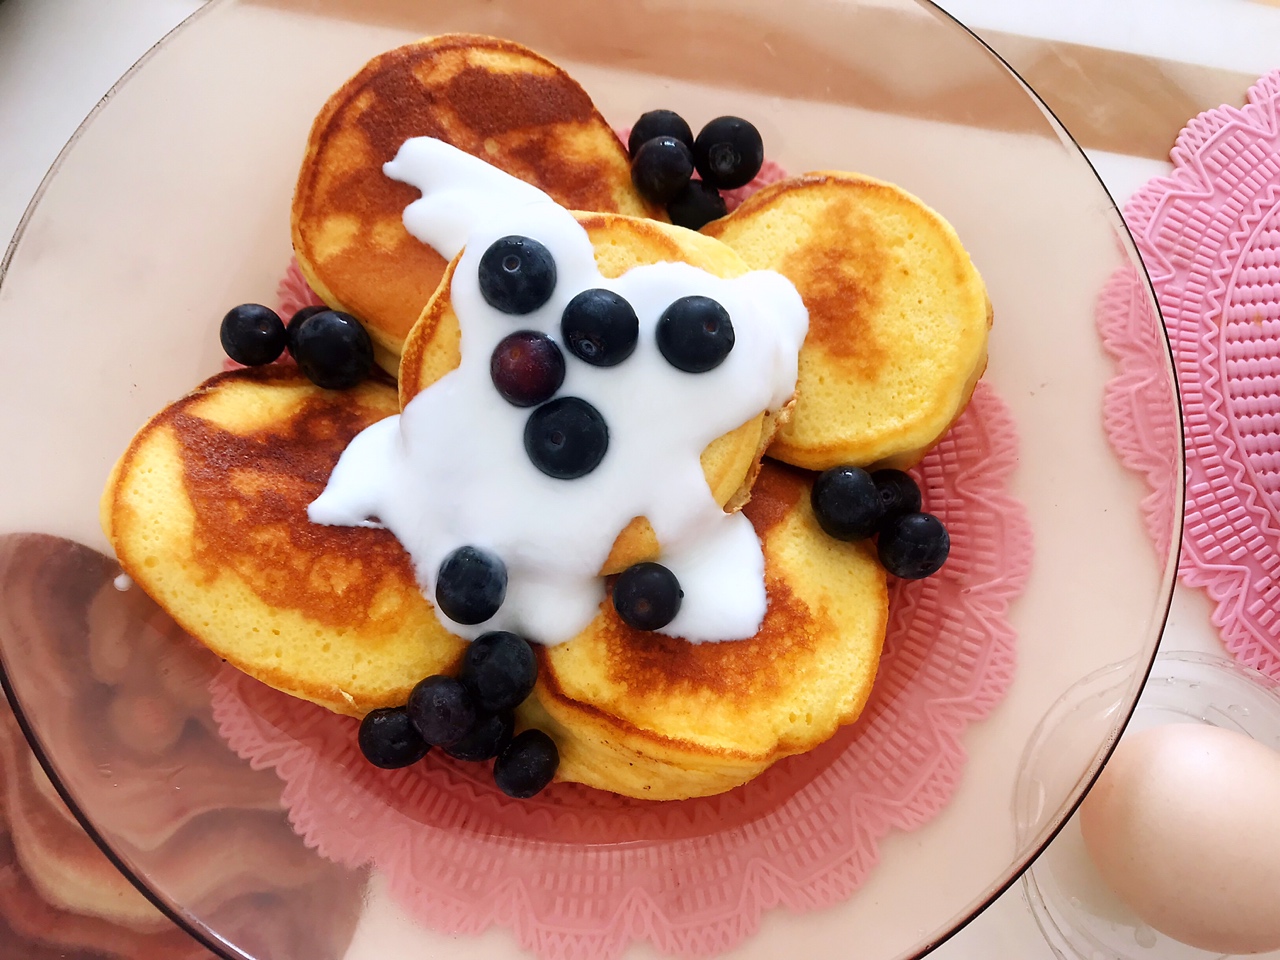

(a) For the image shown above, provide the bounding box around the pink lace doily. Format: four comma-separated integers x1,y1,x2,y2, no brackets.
1100,70,1280,681
209,381,1031,960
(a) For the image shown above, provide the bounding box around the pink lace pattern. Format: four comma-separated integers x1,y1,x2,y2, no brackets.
210,382,1031,960
1100,70,1280,681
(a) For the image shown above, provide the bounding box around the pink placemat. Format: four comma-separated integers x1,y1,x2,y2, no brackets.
1100,70,1280,682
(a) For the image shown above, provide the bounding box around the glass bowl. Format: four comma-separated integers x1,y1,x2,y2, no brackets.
0,0,1181,958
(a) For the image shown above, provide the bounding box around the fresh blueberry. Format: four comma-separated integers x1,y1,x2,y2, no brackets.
407,675,477,747
290,309,375,389
666,179,727,230
630,136,695,205
444,710,515,762
524,397,609,480
459,631,538,712
871,469,923,521
693,116,764,190
220,304,287,366
493,729,559,799
877,512,950,579
656,295,734,373
811,466,884,541
627,109,694,157
478,236,557,315
613,562,683,631
285,304,328,354
560,289,638,367
490,331,565,407
436,546,507,625
357,706,430,769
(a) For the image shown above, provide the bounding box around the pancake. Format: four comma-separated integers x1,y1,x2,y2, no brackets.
292,33,662,374
522,460,887,800
399,210,786,576
101,367,465,718
705,172,991,470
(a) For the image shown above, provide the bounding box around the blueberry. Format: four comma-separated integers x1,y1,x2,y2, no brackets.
291,309,374,389
560,289,638,367
407,675,477,747
478,236,556,315
666,179,727,231
871,469,923,521
490,331,565,407
285,304,328,354
459,631,538,712
436,546,507,625
444,710,515,762
627,109,694,157
656,296,734,373
613,562,683,631
877,512,950,580
357,706,430,769
811,466,884,541
693,116,764,190
630,136,694,205
524,397,608,480
220,304,286,366
493,729,559,799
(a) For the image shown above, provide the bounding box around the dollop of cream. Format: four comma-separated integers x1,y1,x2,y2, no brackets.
309,137,807,645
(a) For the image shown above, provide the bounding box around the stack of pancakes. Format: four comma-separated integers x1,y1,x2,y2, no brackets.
102,34,990,801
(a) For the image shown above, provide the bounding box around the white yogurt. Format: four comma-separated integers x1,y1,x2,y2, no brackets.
309,138,807,645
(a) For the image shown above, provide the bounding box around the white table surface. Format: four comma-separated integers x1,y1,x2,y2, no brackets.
0,1,1272,958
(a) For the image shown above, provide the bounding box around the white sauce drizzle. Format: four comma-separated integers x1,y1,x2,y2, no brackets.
309,138,807,645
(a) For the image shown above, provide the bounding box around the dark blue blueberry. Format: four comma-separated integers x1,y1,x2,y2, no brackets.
627,109,694,157
656,295,734,373
459,631,538,712
613,562,683,631
871,469,923,522
490,331,565,407
524,397,608,480
493,729,559,799
290,309,374,389
666,179,727,231
220,303,286,366
407,675,477,747
877,512,950,580
357,706,430,769
436,546,507,625
630,136,694,205
560,289,638,367
478,236,557,315
285,304,328,354
444,710,515,762
693,116,764,190
811,466,884,542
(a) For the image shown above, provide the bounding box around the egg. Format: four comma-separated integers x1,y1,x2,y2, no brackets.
1079,723,1280,955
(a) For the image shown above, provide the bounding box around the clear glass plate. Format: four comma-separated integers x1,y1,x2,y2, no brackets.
0,0,1181,958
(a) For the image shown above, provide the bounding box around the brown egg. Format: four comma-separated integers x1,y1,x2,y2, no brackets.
1080,723,1280,955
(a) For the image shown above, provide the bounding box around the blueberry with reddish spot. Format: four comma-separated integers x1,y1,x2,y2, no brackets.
524,397,609,479
631,136,694,205
871,469,923,521
494,729,559,798
693,116,764,190
220,304,286,366
444,710,515,762
291,309,375,389
490,331,565,406
407,675,477,747
459,631,538,712
357,706,430,768
666,179,727,230
811,466,883,541
478,236,557,315
878,512,950,579
561,289,638,367
613,562,683,631
627,110,694,156
656,295,734,373
436,546,507,625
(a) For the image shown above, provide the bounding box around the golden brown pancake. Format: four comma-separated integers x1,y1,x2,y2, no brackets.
292,34,662,373
705,172,991,470
523,461,887,800
101,368,465,717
